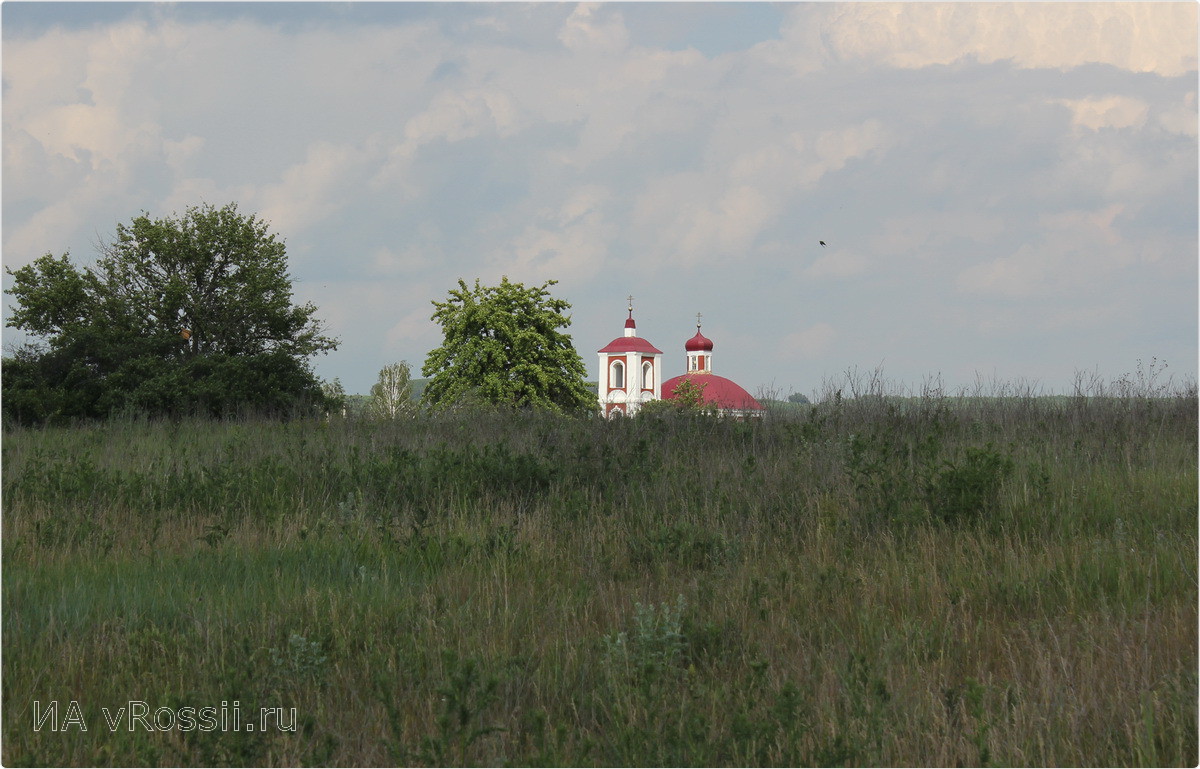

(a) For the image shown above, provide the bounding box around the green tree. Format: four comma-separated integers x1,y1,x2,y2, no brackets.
368,361,415,419
640,377,717,417
3,203,338,422
321,377,348,416
421,277,594,413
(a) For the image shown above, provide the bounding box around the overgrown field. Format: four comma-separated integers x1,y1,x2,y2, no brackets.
3,388,1197,766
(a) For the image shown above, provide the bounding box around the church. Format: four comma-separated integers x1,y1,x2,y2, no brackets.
597,299,764,418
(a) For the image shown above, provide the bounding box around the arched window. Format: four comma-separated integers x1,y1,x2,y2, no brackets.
642,361,653,390
611,360,625,389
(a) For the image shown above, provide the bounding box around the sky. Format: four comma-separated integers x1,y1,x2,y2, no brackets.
3,2,1197,398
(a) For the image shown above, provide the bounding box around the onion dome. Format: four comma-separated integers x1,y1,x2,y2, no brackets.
685,329,713,352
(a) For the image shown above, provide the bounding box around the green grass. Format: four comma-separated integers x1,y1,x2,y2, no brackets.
3,389,1196,766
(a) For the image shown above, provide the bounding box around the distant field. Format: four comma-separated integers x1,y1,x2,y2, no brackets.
3,390,1196,766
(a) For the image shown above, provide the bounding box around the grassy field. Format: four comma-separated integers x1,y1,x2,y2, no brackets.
2,384,1196,766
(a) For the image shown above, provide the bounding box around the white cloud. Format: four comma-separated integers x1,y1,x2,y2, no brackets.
558,3,629,53
4,196,95,265
253,141,376,236
489,185,614,285
814,119,891,174
384,307,439,351
956,205,1127,299
633,177,775,267
762,3,1196,76
1158,92,1197,137
1058,95,1149,131
632,117,891,269
402,88,522,149
161,135,206,173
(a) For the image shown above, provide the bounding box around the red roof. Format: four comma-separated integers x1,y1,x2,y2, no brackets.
598,336,664,354
685,330,714,352
661,373,764,411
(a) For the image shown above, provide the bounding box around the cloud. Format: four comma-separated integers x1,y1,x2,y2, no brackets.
402,88,522,149
805,250,868,280
956,205,1128,299
631,117,891,269
558,3,629,53
633,177,775,267
874,212,1006,257
4,196,96,265
726,119,890,194
253,141,377,236
762,3,1196,76
1158,91,1197,137
3,4,1194,394
1057,95,1149,131
384,307,439,351
781,323,836,359
488,185,614,285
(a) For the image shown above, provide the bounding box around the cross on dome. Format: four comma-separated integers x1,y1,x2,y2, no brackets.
686,316,713,353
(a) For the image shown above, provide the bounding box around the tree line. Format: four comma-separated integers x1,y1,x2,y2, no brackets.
3,203,603,424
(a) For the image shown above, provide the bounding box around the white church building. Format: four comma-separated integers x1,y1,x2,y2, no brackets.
597,299,764,418
596,299,663,417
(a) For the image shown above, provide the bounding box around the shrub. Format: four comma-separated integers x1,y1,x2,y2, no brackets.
927,444,1014,525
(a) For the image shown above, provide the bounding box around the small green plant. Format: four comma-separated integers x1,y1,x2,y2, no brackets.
944,677,994,766
630,524,729,569
927,444,1014,525
268,633,328,688
417,651,504,766
602,594,687,684
198,521,231,548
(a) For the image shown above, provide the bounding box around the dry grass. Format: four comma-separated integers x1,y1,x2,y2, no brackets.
3,383,1196,766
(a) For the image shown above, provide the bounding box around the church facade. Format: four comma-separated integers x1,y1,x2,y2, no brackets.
596,300,664,417
597,302,763,418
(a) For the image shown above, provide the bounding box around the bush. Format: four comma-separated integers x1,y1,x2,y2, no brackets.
927,444,1014,525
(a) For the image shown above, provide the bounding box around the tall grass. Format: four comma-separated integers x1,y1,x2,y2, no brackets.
3,378,1196,766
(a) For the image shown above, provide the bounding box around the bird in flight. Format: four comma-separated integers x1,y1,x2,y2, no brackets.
819,241,827,247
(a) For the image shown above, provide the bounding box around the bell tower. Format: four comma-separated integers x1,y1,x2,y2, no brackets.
597,296,664,417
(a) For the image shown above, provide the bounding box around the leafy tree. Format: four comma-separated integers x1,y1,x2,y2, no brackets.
3,203,338,422
321,377,348,415
421,277,594,413
368,361,415,419
788,392,811,404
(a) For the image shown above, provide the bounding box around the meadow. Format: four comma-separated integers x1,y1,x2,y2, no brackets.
3,376,1196,766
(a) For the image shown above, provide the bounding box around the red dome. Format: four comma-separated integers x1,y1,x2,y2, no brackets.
598,336,663,354
685,330,713,352
661,373,763,411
